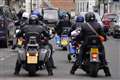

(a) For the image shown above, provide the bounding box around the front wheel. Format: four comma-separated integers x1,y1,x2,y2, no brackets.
29,71,35,76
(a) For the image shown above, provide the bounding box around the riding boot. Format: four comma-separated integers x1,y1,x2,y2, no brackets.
103,66,111,77
14,60,22,75
49,56,56,69
45,60,53,76
70,62,79,75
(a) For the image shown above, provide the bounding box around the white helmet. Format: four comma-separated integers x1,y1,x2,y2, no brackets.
22,12,29,19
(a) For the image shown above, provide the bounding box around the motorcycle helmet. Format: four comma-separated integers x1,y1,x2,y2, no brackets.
22,12,30,20
85,12,96,22
32,10,43,20
29,15,39,24
76,15,84,22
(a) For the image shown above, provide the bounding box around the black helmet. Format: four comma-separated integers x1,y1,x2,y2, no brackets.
85,12,96,22
29,15,39,24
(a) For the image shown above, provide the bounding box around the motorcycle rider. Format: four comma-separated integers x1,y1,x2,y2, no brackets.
69,15,84,36
70,12,111,77
17,8,26,20
14,14,53,76
55,13,72,36
32,9,43,21
31,10,57,69
12,12,30,49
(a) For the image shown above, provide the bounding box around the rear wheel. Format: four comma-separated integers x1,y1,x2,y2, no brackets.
29,71,35,76
28,66,36,76
62,47,67,50
0,39,8,48
89,63,98,77
3,39,8,48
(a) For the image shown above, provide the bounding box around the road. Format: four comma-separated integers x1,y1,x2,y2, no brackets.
0,37,120,80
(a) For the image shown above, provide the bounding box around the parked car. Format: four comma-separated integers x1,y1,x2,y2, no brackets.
102,13,118,33
110,14,120,38
112,25,120,38
0,5,18,48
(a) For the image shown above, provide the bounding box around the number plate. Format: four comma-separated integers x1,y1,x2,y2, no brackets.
91,48,99,54
27,56,38,64
61,40,68,46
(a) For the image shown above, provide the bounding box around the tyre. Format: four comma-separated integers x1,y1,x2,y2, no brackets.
113,34,117,38
89,63,98,77
67,54,72,62
0,39,8,48
28,65,36,76
29,71,35,76
62,47,67,50
45,58,53,76
3,39,8,48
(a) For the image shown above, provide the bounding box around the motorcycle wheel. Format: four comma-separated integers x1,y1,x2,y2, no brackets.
29,71,35,76
62,47,67,50
113,34,117,38
89,63,98,77
28,65,36,76
67,54,72,62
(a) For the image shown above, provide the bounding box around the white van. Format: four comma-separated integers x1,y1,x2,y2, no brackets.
43,8,59,24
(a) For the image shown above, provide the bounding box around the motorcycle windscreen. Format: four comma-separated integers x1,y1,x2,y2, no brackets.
61,35,69,46
27,52,38,64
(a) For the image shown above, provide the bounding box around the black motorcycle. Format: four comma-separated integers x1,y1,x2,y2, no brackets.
80,35,109,77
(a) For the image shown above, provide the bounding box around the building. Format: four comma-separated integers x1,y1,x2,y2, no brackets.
97,0,120,17
25,0,42,13
109,0,120,14
75,0,96,15
0,0,5,5
25,0,53,13
4,0,25,12
50,0,75,11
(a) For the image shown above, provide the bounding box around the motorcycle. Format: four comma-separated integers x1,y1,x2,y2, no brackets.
60,27,70,50
68,36,80,63
16,32,52,75
80,35,108,77
54,27,69,50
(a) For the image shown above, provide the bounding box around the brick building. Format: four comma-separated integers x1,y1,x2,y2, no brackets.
50,0,75,11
